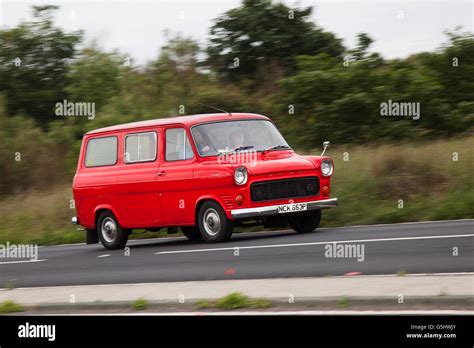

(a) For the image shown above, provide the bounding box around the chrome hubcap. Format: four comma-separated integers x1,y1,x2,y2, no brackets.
203,208,220,236
101,217,117,243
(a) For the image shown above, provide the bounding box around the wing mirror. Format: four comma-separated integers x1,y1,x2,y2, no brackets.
321,141,330,156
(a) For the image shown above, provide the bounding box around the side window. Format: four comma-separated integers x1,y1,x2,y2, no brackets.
166,128,194,161
85,136,118,167
125,132,157,163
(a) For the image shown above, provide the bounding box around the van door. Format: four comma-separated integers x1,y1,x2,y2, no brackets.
114,129,162,227
159,127,196,225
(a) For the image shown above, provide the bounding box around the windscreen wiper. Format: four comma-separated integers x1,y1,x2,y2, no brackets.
262,145,290,153
221,145,255,154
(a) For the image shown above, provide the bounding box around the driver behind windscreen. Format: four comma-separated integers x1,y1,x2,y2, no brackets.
194,129,211,154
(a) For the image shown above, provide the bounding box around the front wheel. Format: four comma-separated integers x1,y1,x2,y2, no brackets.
289,210,321,233
198,201,233,242
97,211,129,250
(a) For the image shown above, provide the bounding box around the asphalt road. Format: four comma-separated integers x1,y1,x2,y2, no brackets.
0,220,473,288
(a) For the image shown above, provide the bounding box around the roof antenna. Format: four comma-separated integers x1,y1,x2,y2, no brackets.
198,103,232,116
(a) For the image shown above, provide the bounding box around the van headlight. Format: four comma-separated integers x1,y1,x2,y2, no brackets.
321,159,333,176
234,167,248,185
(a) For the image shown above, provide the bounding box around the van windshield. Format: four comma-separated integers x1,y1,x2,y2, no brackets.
191,119,290,157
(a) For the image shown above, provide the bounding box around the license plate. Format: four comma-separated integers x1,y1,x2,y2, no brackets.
277,203,307,214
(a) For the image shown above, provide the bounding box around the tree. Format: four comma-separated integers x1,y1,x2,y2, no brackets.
422,30,474,107
66,45,123,113
349,33,375,61
279,53,390,146
0,5,82,128
206,0,344,85
278,30,474,148
150,33,201,102
147,33,251,116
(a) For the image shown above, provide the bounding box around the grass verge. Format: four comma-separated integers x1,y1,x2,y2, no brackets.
132,298,148,311
337,297,350,308
197,292,272,310
0,300,25,314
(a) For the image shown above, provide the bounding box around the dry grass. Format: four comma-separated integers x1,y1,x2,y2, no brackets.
372,149,449,199
318,136,474,226
0,185,80,245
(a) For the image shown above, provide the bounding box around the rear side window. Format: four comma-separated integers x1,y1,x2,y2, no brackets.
85,136,118,167
125,132,157,163
166,128,194,161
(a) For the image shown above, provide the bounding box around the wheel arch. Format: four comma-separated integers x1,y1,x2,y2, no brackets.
194,195,226,225
93,205,121,230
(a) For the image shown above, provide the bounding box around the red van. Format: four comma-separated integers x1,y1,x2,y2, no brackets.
72,113,337,249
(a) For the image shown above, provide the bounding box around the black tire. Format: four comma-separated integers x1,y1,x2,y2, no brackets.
97,211,129,250
198,201,233,242
289,210,321,233
181,226,202,240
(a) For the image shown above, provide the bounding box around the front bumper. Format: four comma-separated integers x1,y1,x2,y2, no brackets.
230,197,338,219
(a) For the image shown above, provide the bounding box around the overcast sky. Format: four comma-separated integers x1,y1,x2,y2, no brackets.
1,0,472,65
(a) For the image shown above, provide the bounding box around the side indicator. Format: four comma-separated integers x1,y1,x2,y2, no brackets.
235,194,244,206
322,185,330,196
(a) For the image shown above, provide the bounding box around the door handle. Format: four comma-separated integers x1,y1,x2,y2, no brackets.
157,171,167,177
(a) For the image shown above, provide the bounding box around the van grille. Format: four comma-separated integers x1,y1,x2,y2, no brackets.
250,177,319,202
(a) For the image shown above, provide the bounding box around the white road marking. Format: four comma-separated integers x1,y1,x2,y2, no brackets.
155,233,474,255
0,259,47,265
97,254,111,258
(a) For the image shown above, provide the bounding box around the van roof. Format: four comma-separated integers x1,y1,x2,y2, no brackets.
86,113,270,135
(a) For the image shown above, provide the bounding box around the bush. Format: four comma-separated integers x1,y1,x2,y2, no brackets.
0,109,74,197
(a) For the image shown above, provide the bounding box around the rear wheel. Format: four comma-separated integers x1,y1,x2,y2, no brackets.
97,211,129,250
181,226,202,240
198,201,233,242
289,210,321,233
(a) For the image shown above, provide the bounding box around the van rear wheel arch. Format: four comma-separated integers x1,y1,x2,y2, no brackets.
94,208,109,230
